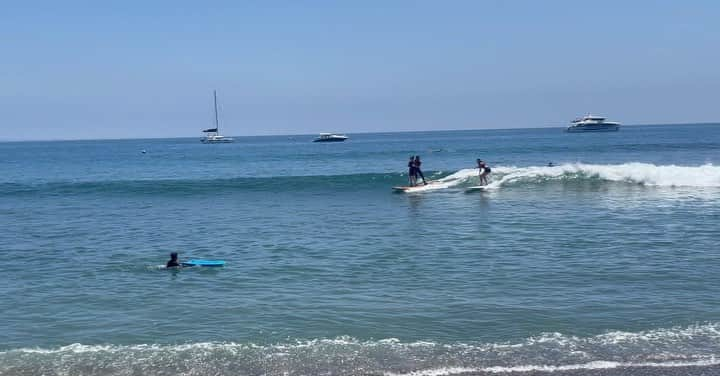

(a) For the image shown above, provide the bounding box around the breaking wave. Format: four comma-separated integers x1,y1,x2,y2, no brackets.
2,324,720,376
482,162,720,189
419,163,720,191
1,163,718,197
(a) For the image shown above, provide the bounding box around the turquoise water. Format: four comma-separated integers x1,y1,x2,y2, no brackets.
1,124,720,375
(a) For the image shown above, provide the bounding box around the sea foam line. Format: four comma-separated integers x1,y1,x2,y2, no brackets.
5,323,720,355
384,358,720,376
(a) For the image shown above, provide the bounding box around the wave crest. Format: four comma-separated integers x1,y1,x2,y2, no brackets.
444,163,720,190
3,324,720,375
1,163,718,197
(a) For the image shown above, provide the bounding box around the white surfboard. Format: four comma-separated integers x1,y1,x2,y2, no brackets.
392,181,441,193
465,185,489,192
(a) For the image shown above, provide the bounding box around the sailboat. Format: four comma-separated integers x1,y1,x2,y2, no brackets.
201,90,234,143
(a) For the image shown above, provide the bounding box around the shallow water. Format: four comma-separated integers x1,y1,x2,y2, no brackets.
1,124,719,375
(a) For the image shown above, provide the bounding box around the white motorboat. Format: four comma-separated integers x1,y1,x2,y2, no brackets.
566,115,620,132
313,133,348,142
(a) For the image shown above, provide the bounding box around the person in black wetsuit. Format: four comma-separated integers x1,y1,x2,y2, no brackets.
477,159,491,185
408,156,417,186
166,252,180,268
414,156,427,185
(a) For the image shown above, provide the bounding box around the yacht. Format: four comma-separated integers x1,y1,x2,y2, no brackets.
201,90,234,143
313,133,348,142
566,115,620,132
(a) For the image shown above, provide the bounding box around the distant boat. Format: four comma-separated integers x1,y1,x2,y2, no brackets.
566,115,620,132
313,133,348,142
201,90,234,143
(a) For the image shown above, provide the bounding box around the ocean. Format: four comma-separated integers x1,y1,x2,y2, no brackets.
1,124,719,376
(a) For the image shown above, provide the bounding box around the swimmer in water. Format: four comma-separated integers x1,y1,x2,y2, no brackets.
166,252,180,268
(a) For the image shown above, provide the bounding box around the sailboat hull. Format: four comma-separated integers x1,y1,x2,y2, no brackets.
201,136,234,143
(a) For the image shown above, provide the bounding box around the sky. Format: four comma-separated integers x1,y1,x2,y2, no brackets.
1,0,719,140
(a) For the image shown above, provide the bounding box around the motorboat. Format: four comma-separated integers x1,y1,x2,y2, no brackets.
566,115,620,132
201,90,235,143
313,133,348,142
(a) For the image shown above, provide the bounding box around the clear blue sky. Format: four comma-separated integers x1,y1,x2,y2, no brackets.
2,0,719,140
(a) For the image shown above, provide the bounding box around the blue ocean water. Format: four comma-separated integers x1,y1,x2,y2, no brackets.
1,124,720,375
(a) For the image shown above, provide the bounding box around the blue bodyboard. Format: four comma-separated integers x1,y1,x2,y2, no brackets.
181,259,226,267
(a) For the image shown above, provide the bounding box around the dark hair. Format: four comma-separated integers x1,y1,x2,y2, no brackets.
170,252,178,259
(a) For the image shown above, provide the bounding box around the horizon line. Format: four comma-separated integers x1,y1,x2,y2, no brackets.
0,122,717,143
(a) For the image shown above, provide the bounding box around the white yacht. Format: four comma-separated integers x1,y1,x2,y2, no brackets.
313,133,348,142
201,90,234,143
566,115,620,132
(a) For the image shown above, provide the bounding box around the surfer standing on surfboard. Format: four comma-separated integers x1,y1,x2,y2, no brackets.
477,159,491,185
414,156,427,185
408,156,417,186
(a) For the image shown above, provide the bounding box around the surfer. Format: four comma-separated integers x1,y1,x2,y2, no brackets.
477,159,491,185
408,156,417,186
166,252,181,268
414,156,427,185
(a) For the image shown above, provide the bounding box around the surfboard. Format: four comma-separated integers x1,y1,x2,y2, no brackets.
392,181,440,193
465,185,488,192
181,259,226,267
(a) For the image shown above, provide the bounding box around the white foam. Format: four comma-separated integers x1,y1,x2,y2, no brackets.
490,163,720,188
5,324,720,376
6,323,720,355
594,323,720,345
384,358,720,376
401,163,720,193
385,367,477,376
400,169,477,192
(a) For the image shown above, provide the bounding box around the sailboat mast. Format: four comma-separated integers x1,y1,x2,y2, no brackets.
213,90,219,133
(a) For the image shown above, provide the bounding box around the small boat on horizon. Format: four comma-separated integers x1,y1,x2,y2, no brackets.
566,115,620,132
313,133,348,142
201,90,234,143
